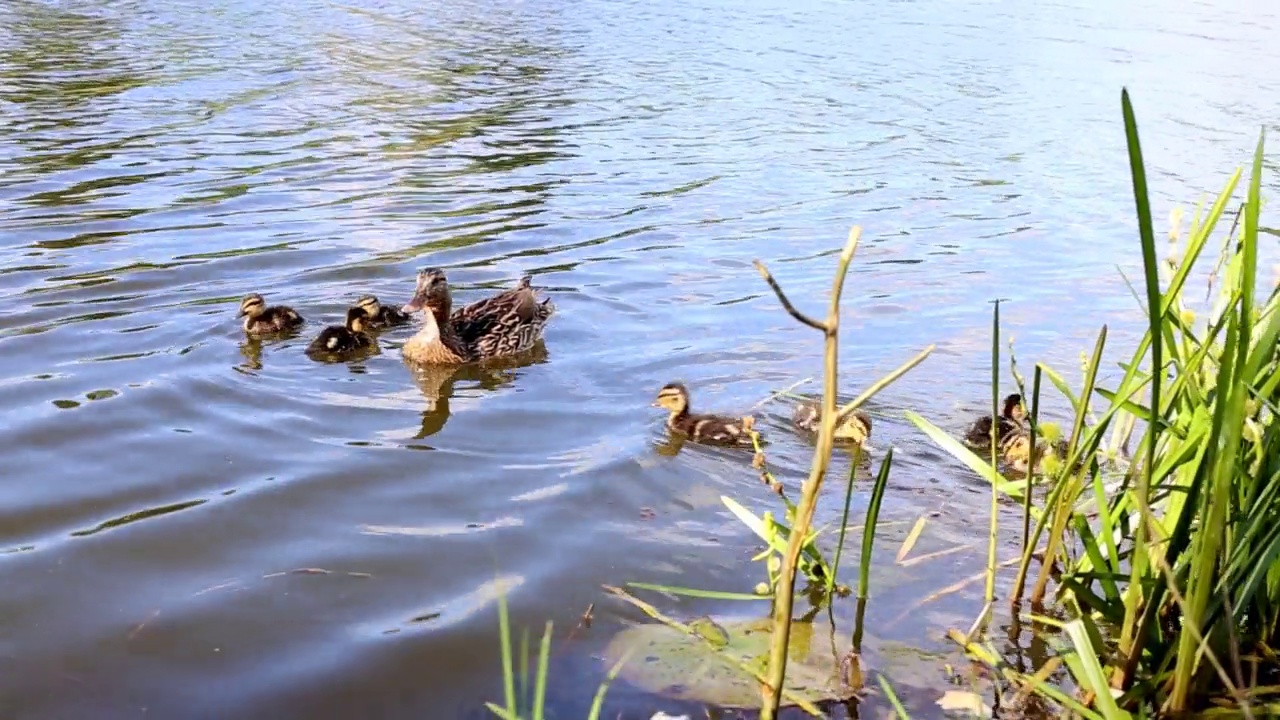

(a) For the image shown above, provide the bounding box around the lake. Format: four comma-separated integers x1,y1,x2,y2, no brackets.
1,0,1277,717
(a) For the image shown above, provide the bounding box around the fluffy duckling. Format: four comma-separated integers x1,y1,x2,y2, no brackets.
238,293,303,335
998,428,1069,475
355,294,410,330
653,382,754,446
964,393,1025,450
792,401,872,445
306,306,374,359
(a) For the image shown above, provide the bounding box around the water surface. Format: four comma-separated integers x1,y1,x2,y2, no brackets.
1,0,1278,717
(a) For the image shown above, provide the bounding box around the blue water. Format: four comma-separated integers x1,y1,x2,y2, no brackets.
0,0,1276,716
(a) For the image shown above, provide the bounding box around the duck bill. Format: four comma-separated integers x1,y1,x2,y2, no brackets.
401,293,427,314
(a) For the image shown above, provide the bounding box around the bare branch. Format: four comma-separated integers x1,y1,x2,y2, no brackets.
826,227,863,330
760,226,862,718
752,260,827,332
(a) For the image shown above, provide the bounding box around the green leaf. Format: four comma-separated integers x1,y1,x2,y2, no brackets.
626,583,769,601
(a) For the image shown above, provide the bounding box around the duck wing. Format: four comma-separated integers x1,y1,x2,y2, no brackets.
450,277,541,346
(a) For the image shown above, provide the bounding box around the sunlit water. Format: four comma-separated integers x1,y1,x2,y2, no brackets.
1,0,1278,717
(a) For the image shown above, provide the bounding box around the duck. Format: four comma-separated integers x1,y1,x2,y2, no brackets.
652,382,754,446
306,306,374,359
998,426,1070,475
355,294,410,330
964,393,1025,450
238,293,304,335
792,401,872,445
399,267,555,365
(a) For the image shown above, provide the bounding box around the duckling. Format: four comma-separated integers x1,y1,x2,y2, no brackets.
355,294,410,330
306,306,374,359
792,401,872,445
998,427,1069,475
652,382,754,446
238,293,303,335
400,268,555,365
964,393,1025,450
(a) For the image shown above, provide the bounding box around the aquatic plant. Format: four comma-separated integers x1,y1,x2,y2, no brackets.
486,590,627,720
913,88,1279,716
747,229,938,718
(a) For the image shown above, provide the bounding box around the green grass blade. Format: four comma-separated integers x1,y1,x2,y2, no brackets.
485,703,522,720
624,582,767,601
1121,88,1162,494
1018,673,1107,720
586,649,633,720
830,447,862,595
721,495,825,568
1038,362,1080,412
1070,513,1120,603
498,591,517,715
1064,619,1132,719
877,674,910,719
519,627,530,713
904,411,1031,499
986,299,1003,609
1161,169,1241,317
1241,127,1264,334
532,621,551,720
859,449,894,600
1023,368,1041,552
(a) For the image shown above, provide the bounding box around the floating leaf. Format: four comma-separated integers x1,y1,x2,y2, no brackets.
602,616,856,708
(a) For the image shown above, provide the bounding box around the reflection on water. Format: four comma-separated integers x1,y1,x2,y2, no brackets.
0,0,1278,716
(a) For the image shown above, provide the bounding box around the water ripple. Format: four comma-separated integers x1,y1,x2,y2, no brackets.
0,0,1278,716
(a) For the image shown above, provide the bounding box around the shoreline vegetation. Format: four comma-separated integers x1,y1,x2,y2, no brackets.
486,87,1277,719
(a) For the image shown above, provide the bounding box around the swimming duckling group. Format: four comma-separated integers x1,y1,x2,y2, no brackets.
650,383,1064,478
962,393,1069,474
239,269,1061,476
236,267,555,364
651,382,873,450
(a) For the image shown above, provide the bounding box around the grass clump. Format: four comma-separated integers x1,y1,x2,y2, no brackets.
916,88,1280,717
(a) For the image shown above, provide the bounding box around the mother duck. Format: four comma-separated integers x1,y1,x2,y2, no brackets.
400,268,555,364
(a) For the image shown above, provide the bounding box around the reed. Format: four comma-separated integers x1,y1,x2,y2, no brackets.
486,591,627,720
915,87,1278,716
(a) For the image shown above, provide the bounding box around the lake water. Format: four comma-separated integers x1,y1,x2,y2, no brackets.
1,0,1277,717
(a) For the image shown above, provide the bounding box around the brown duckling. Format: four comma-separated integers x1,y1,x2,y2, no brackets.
400,268,555,365
998,427,1070,475
238,293,303,335
355,294,410,330
964,393,1025,450
792,401,872,445
652,382,754,446
306,306,374,359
